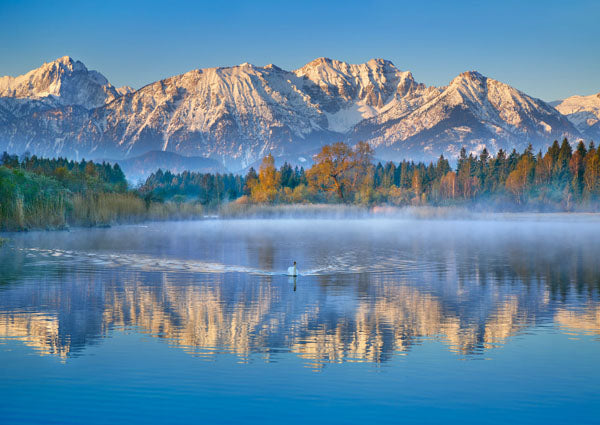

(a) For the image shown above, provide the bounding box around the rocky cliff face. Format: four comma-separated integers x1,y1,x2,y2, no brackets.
0,56,585,171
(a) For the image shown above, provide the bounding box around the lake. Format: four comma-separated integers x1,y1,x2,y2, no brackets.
0,217,599,424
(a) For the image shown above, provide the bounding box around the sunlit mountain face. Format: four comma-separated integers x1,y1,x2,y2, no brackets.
0,57,582,171
0,219,598,369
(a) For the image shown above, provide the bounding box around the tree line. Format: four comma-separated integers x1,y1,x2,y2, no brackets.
143,139,600,210
0,153,202,230
1,152,128,193
3,137,600,231
140,169,245,207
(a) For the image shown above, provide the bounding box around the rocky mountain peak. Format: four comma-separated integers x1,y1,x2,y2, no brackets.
116,86,135,96
300,56,335,68
296,57,400,77
366,58,395,67
0,56,122,109
448,71,488,91
293,57,411,111
0,57,586,171
554,91,600,136
264,64,282,71
53,56,86,71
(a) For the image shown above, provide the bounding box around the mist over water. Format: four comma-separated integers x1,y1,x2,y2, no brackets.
0,216,599,424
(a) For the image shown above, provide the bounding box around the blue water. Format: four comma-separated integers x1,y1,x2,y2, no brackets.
0,218,599,424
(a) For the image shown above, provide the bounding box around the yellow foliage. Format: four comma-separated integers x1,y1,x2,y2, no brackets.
306,141,374,202
506,155,534,202
386,185,411,206
583,149,600,195
251,154,280,203
440,171,457,199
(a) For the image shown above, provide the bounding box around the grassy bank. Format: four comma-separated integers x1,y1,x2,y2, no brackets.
0,165,206,231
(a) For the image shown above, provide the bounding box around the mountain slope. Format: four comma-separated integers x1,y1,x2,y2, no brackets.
0,56,588,170
91,57,446,168
91,63,332,168
0,57,131,157
554,93,600,140
293,58,441,133
350,71,580,160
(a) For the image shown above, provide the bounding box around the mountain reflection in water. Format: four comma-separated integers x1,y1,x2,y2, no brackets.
0,218,598,369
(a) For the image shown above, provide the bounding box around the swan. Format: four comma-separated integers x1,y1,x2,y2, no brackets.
287,261,298,276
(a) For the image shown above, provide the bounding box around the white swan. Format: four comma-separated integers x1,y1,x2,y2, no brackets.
287,261,298,276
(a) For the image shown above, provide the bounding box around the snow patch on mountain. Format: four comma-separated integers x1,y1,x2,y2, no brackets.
554,93,600,132
325,102,378,133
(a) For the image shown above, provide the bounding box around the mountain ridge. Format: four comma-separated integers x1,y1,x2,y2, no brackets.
0,56,588,172
553,93,600,140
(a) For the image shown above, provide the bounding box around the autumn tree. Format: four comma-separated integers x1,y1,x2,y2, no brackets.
505,154,535,203
251,154,280,203
243,167,258,196
440,171,457,199
411,167,423,202
139,138,600,209
306,142,374,202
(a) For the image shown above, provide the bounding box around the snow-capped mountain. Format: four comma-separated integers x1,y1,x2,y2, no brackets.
0,56,587,172
351,71,579,160
91,62,332,167
0,56,130,112
87,57,446,168
553,93,600,140
293,58,441,133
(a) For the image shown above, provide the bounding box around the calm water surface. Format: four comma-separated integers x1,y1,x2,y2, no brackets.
0,217,599,424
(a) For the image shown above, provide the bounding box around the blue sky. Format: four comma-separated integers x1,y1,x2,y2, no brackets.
1,0,598,101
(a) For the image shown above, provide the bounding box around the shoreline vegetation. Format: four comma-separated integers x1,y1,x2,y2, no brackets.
2,138,600,231
0,153,204,231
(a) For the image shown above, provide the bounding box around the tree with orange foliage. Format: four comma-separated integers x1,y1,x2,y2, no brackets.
306,142,374,202
534,151,553,186
440,171,457,199
251,154,280,203
505,154,534,203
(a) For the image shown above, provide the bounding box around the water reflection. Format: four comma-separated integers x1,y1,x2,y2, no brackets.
555,305,600,337
0,218,599,369
0,313,68,357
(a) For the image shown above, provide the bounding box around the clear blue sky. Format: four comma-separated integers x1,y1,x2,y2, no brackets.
1,0,598,101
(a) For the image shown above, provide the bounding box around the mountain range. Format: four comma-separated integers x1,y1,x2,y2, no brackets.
0,56,597,174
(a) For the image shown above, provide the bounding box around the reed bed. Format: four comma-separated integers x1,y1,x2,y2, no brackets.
1,190,206,231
